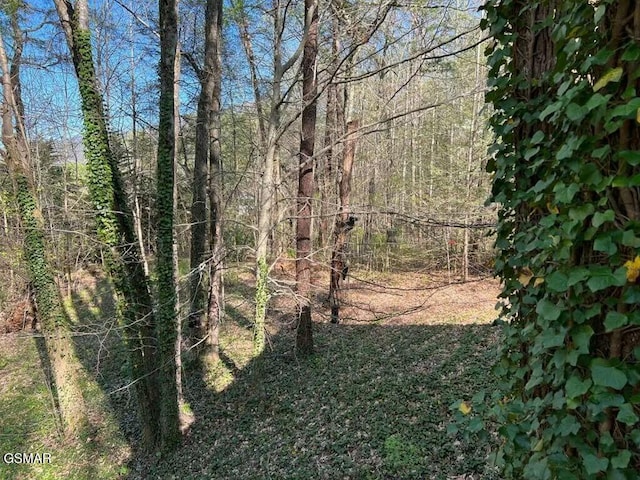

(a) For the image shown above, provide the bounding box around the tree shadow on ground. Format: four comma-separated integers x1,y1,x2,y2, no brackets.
127,320,502,480
66,273,141,443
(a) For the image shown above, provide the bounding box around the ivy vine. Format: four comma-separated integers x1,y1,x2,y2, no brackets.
451,1,640,478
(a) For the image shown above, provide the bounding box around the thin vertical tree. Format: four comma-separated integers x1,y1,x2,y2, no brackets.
295,0,318,354
231,0,306,356
329,120,358,323
156,0,180,448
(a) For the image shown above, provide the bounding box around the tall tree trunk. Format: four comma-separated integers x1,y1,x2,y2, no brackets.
0,29,88,436
205,0,224,365
329,120,359,324
232,0,271,357
188,63,209,334
173,44,184,404
254,137,276,356
295,0,318,355
462,44,482,282
318,13,341,252
233,0,306,356
53,0,162,449
156,0,180,448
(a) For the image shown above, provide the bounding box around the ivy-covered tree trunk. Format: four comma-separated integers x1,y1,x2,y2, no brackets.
295,0,318,355
156,0,181,448
0,30,88,436
53,0,162,449
483,0,640,477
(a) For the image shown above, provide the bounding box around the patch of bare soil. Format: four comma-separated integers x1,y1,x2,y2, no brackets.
265,264,501,327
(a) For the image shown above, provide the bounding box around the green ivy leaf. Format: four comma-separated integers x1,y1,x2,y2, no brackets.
616,404,638,426
621,230,640,248
565,375,591,398
536,299,562,321
569,204,594,222
571,325,593,354
593,67,623,92
540,101,563,120
566,103,587,122
567,268,589,286
594,235,618,255
531,130,545,144
610,450,631,469
586,266,626,292
546,271,568,292
592,210,615,228
617,150,640,166
554,183,580,204
581,452,609,475
557,414,581,436
585,93,609,111
591,359,627,389
594,4,606,24
604,312,628,332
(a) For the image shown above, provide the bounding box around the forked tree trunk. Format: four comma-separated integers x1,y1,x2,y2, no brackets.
329,120,359,324
295,0,318,355
0,30,88,436
186,0,224,366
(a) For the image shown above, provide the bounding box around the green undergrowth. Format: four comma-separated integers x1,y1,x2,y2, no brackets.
0,273,130,480
137,321,501,479
0,335,130,480
1,269,501,479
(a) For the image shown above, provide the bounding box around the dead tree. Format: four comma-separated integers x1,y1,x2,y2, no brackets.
329,120,359,324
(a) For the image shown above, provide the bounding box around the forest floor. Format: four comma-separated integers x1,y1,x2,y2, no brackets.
0,265,502,480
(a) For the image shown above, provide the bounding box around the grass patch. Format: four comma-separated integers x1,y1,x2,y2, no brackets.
0,270,130,480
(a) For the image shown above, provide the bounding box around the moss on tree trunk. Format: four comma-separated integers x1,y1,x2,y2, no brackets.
53,0,163,449
156,0,181,449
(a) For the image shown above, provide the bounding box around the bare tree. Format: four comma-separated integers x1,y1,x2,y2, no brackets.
295,0,319,354
185,0,224,364
329,120,358,323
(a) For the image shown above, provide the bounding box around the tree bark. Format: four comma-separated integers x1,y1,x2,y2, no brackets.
156,0,181,448
53,0,162,450
318,13,341,251
295,0,318,355
0,28,88,437
329,120,359,324
205,0,224,365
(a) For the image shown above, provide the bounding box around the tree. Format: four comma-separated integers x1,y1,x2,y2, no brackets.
477,0,640,476
329,120,358,324
295,0,318,354
185,0,224,365
156,0,181,448
53,0,162,449
0,15,88,436
231,0,307,356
